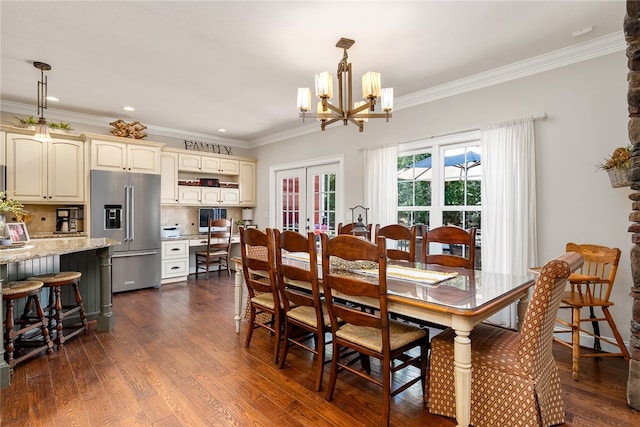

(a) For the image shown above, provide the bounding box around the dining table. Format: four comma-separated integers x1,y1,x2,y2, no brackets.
230,254,535,427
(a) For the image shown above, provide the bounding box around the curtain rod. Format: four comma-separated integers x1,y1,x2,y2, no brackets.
409,112,548,142
359,113,547,151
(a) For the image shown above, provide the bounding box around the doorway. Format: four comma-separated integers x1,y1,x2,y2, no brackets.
272,157,343,237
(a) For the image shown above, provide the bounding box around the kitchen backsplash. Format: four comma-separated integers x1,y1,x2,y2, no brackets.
161,206,242,235
18,204,244,236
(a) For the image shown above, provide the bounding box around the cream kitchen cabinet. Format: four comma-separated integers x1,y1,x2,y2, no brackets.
177,152,239,175
0,130,5,167
6,133,84,203
89,137,161,174
161,239,189,283
238,160,256,206
161,152,179,204
177,186,239,205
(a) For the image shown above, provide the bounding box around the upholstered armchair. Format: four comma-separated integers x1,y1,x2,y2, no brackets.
428,251,583,427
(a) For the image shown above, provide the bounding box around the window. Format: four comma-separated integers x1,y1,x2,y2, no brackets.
397,132,481,263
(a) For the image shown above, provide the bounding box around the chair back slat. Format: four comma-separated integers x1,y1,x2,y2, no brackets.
321,234,388,331
206,218,233,250
337,222,374,241
239,227,278,299
565,242,620,302
375,224,418,263
275,230,320,313
423,225,476,269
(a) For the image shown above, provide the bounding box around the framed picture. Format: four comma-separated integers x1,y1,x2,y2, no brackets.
6,222,30,243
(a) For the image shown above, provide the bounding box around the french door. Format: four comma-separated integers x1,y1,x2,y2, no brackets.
275,162,341,236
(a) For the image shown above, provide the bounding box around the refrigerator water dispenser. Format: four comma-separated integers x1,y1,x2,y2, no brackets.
105,205,122,229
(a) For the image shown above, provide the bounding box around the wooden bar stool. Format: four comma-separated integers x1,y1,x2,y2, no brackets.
3,280,54,373
27,271,88,349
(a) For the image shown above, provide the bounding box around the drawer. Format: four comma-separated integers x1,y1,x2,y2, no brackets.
162,240,189,258
162,258,188,278
190,238,210,247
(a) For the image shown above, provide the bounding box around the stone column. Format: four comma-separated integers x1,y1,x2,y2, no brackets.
625,0,640,410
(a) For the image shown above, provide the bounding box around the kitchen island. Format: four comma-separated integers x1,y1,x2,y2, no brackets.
0,237,120,389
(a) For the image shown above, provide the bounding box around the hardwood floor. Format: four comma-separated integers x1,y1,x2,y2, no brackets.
2,274,639,426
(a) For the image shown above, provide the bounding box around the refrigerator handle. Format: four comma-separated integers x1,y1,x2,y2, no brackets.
130,185,135,241
124,185,130,241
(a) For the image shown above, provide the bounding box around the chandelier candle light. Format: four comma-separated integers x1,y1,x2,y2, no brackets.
297,38,393,132
33,61,52,142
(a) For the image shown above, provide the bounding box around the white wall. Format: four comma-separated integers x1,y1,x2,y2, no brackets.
250,51,633,345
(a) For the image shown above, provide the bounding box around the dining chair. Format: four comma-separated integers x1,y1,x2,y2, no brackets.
274,229,331,391
375,223,418,263
422,225,476,269
336,222,373,241
554,242,630,380
195,218,234,277
428,251,583,427
320,233,429,427
239,226,282,364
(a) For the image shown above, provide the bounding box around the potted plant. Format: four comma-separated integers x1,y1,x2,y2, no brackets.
14,115,39,129
598,145,632,188
48,121,74,133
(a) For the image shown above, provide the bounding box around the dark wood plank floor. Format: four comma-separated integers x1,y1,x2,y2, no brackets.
2,274,639,426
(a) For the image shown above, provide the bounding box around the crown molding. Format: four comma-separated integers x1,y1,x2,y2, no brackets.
395,31,625,111
2,31,625,148
0,99,250,149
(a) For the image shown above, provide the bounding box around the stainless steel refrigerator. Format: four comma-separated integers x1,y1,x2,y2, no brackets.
90,170,161,292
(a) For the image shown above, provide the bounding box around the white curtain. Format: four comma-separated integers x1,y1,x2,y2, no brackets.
481,118,538,328
364,145,398,228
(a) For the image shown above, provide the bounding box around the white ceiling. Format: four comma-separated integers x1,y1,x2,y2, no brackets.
0,1,627,147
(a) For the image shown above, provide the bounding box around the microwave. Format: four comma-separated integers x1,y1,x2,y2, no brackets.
199,208,227,233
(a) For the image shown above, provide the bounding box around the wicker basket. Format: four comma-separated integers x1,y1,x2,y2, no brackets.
607,168,631,188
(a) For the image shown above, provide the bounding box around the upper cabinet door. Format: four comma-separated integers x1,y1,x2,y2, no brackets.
218,158,239,175
6,134,47,201
127,144,160,174
48,139,84,202
6,134,84,203
91,140,127,171
178,153,201,172
161,152,179,204
239,160,256,206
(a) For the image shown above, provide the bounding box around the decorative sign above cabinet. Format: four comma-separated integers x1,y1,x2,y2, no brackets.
184,139,232,155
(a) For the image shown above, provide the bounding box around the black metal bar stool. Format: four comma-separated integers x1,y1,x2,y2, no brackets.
3,280,54,374
27,271,87,349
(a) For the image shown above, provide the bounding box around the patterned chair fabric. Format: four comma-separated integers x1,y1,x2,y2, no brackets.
428,251,583,427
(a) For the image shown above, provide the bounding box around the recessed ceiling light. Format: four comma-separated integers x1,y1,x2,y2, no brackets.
217,128,227,133
122,106,135,112
46,96,59,102
572,26,594,37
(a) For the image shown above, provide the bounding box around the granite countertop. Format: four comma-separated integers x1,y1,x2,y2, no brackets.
0,237,120,265
161,234,240,242
29,232,89,239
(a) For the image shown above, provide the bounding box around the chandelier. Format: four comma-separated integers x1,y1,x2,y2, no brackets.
297,38,393,132
33,61,52,142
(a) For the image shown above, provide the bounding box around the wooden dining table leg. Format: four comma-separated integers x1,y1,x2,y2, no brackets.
452,326,472,427
233,261,244,333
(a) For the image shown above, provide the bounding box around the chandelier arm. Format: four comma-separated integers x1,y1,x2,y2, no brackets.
323,117,343,127
322,102,343,116
347,118,364,132
348,100,375,115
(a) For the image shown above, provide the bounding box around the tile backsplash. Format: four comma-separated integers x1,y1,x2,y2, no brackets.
18,204,244,236
161,206,242,235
